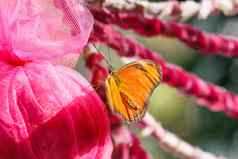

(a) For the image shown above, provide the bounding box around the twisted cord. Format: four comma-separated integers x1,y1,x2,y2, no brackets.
84,48,226,159
87,0,238,21
90,7,238,58
140,113,225,159
90,22,238,119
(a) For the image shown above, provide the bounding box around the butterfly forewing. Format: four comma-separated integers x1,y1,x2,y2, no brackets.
105,60,162,122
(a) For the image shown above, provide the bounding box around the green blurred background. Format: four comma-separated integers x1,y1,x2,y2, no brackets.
137,14,238,159
77,6,238,159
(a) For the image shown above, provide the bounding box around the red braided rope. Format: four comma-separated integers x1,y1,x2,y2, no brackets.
90,21,238,119
84,51,225,159
90,8,238,58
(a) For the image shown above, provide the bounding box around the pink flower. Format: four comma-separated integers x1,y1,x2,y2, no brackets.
0,0,112,159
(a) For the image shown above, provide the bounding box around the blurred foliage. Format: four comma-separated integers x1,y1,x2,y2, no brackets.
77,13,238,159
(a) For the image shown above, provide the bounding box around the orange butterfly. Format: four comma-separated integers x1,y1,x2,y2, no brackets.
105,60,162,123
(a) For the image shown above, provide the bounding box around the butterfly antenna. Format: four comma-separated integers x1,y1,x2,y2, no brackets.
91,44,113,72
107,47,112,66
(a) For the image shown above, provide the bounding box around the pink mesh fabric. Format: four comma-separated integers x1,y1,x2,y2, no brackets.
0,0,93,61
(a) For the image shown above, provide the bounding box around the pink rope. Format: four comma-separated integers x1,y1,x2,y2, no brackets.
90,22,238,119
90,8,238,58
140,113,225,159
84,49,226,159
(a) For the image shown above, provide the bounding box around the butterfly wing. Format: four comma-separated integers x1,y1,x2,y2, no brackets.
105,74,130,118
105,60,162,122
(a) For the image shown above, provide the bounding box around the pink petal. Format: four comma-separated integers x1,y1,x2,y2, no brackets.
0,61,112,159
0,0,93,61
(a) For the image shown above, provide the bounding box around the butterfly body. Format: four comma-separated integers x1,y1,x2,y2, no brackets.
105,60,162,123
